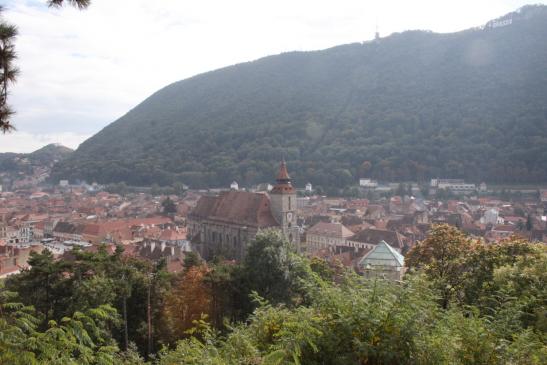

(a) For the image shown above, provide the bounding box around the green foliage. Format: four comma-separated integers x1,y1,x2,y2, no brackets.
0,143,73,177
53,6,547,188
0,6,18,133
157,270,545,365
48,0,91,9
406,224,479,308
161,197,177,215
242,230,311,307
2,225,545,363
183,251,202,270
1,287,120,364
3,246,172,358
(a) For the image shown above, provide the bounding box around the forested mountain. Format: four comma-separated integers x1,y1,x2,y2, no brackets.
52,5,547,188
0,144,73,175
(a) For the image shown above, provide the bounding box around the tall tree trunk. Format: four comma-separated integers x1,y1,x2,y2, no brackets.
147,279,153,358
123,295,128,351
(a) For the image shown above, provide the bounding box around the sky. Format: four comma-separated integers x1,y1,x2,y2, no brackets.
0,0,544,153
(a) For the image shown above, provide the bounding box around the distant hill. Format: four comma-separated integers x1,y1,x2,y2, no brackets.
0,143,73,176
29,143,74,165
52,5,547,189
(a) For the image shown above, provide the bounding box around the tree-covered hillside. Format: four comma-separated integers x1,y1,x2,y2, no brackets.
0,143,73,175
53,5,547,188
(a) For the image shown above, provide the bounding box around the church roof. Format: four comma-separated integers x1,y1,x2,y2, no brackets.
308,222,354,239
189,195,218,219
271,160,295,194
349,228,405,249
189,191,278,228
358,240,405,269
276,160,291,180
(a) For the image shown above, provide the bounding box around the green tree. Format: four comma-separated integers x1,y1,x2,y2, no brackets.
5,249,72,323
172,181,186,196
0,6,18,133
183,251,202,271
161,197,177,215
48,0,91,8
406,224,479,308
241,229,308,307
1,287,120,365
156,273,515,365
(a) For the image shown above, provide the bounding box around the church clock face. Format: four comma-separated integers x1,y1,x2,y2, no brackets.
286,212,293,221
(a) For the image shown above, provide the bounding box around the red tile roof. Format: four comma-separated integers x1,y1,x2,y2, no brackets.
308,222,354,239
350,228,405,249
190,191,278,228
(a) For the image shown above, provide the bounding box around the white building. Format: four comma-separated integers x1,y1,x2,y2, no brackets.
430,179,476,193
230,181,239,190
305,182,313,192
359,178,378,188
482,208,500,225
59,180,69,187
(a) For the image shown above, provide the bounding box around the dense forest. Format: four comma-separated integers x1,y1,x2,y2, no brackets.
0,226,545,364
0,144,73,176
52,5,547,188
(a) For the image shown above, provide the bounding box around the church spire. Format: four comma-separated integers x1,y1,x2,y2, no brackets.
271,160,294,194
276,159,291,182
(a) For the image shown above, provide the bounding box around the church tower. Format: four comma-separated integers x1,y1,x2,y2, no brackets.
270,160,300,249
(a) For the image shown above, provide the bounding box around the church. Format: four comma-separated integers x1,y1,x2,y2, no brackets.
187,161,300,261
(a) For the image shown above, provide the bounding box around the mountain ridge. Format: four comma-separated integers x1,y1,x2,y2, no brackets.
53,5,547,189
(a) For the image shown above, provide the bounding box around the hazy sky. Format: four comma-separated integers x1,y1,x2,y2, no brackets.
0,0,544,152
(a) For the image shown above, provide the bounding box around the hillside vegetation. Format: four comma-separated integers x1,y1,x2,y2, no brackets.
0,144,73,176
1,226,546,364
53,5,547,188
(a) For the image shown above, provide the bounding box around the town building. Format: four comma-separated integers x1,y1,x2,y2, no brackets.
305,222,355,252
348,228,406,253
357,241,405,280
187,161,300,261
0,246,32,277
482,208,501,225
430,179,476,194
359,178,378,188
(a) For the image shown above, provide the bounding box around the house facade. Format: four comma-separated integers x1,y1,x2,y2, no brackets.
306,222,356,252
